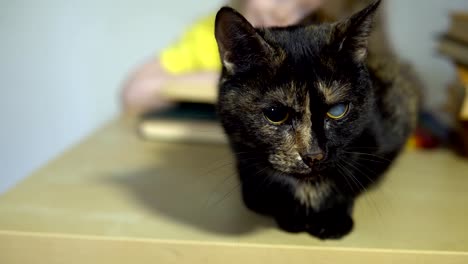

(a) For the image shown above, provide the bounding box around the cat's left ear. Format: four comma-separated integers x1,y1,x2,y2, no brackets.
331,0,382,62
215,7,274,74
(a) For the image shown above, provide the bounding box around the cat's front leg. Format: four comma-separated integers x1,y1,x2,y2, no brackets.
241,179,310,233
307,212,354,239
273,203,354,239
305,202,355,239
274,211,308,234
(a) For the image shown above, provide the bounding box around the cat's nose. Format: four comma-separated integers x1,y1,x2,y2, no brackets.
302,152,324,168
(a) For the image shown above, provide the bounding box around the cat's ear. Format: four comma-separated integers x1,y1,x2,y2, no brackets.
215,7,273,74
331,0,381,62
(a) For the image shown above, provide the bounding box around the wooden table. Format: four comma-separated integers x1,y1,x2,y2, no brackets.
1,119,468,263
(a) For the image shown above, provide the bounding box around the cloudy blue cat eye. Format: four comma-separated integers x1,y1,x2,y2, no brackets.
327,103,349,120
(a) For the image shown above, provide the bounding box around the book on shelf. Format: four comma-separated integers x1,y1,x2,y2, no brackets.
138,103,227,144
437,11,468,66
447,12,468,45
437,11,468,121
437,36,468,66
138,75,221,143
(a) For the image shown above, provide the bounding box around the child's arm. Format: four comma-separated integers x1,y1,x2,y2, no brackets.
122,14,220,116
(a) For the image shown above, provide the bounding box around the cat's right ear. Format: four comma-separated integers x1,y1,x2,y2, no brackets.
215,7,273,74
330,0,381,62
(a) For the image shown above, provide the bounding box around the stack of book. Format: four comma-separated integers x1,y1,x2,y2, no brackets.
437,11,468,155
437,11,468,121
138,80,227,144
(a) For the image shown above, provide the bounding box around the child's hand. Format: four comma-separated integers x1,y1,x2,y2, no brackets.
122,59,219,116
121,59,172,116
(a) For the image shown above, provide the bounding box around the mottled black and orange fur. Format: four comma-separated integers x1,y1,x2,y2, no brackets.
215,0,420,239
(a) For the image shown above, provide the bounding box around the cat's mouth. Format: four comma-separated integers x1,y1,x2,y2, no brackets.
271,163,328,180
267,152,330,179
292,165,328,180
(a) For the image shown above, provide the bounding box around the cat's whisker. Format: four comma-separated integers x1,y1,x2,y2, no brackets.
339,159,383,218
343,151,391,160
269,170,285,188
203,171,237,208
337,160,365,193
199,160,235,177
210,164,273,207
234,151,264,156
255,166,271,177
340,160,371,195
350,155,388,164
341,159,377,185
204,161,266,207
343,159,393,214
346,146,380,150
210,181,242,208
343,151,392,162
200,158,264,181
335,162,360,194
194,148,246,175
348,160,377,183
338,162,376,212
336,163,370,212
200,152,264,177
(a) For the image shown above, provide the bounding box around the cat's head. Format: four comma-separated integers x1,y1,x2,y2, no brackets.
215,0,381,177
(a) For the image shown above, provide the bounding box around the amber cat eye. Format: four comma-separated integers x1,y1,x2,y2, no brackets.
327,103,349,120
263,106,290,125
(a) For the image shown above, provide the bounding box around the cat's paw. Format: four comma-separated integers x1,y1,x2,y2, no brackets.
306,214,354,240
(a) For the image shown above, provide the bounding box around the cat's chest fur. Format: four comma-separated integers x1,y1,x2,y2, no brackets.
290,179,333,210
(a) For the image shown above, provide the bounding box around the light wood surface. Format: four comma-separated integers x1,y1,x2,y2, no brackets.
1,119,468,263
139,119,227,144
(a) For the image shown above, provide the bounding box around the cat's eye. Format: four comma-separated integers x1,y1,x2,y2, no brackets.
327,103,349,120
263,106,290,125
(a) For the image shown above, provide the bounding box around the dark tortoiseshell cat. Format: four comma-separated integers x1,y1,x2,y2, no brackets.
214,0,420,239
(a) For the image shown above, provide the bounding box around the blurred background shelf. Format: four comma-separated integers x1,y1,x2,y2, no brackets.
1,119,468,263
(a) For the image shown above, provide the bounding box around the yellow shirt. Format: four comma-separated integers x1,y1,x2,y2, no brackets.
160,14,222,74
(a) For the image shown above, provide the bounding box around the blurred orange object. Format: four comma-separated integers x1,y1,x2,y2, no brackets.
456,65,468,120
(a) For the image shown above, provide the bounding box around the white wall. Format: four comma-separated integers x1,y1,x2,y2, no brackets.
0,0,221,193
1,0,467,193
385,0,468,108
